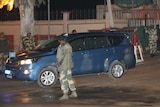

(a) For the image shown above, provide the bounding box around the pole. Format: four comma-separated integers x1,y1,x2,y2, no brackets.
103,0,106,19
132,0,134,18
107,0,114,28
131,0,135,26
48,0,50,39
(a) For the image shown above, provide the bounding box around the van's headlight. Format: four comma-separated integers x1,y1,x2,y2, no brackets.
19,59,33,65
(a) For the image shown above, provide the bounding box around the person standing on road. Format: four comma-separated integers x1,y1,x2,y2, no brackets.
145,25,158,57
56,34,78,100
0,32,10,73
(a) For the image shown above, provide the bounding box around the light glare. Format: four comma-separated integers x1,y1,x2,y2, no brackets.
0,0,14,11
19,59,32,65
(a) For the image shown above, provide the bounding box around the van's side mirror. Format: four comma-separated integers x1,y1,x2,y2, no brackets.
52,48,57,54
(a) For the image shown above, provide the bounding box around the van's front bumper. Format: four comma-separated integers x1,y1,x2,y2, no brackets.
4,63,39,81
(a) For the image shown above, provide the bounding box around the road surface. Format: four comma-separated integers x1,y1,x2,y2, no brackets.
0,52,160,107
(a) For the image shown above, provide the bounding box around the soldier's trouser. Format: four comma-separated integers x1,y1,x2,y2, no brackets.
157,40,160,51
0,53,8,72
59,69,76,94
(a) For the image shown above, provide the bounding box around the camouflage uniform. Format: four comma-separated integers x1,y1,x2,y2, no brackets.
57,42,76,94
0,33,9,72
20,35,35,52
0,53,8,72
145,28,158,56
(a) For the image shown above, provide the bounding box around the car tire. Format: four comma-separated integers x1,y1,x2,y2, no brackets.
37,66,58,88
108,61,126,79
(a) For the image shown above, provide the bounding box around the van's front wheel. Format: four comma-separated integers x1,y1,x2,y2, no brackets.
37,66,58,88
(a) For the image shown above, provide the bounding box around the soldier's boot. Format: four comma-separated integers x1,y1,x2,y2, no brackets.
69,91,78,98
59,93,69,100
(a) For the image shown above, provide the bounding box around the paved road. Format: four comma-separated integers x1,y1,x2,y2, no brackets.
0,53,160,107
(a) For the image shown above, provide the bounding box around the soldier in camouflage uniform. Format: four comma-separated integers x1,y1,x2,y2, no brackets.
20,32,35,52
56,34,77,100
145,26,158,57
0,32,9,73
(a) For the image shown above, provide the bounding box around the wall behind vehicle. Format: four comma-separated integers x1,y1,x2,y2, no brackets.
0,11,127,52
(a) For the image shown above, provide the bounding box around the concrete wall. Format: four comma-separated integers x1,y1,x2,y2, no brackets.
0,11,127,52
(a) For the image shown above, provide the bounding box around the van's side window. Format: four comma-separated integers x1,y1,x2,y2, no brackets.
86,36,110,50
108,36,124,46
70,37,85,52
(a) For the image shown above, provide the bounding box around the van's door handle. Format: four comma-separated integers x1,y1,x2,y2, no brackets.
81,52,84,55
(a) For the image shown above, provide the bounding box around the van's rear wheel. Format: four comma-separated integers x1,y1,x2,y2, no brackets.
108,61,126,79
37,66,58,88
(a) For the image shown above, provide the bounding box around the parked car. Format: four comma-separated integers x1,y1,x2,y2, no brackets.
4,32,136,88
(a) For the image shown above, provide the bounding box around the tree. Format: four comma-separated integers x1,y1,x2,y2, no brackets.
15,0,45,37
0,0,45,37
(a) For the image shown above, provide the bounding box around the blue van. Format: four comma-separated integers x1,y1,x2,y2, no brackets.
4,32,136,88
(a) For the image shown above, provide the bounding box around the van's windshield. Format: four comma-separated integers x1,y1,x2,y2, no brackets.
34,37,59,51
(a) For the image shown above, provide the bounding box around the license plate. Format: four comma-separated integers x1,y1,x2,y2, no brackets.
4,70,13,79
6,75,13,79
